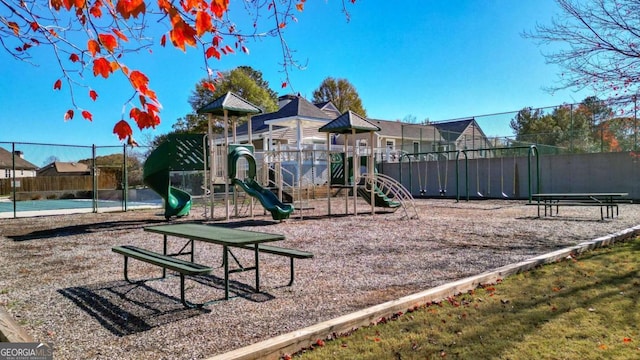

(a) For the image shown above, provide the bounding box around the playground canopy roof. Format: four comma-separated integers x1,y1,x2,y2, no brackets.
319,110,381,134
196,92,263,117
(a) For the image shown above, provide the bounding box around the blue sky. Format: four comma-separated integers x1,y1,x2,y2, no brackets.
0,0,596,148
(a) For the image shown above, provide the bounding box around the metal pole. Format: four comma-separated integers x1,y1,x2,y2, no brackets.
11,142,16,218
92,145,98,212
123,144,128,212
570,104,574,153
634,95,638,151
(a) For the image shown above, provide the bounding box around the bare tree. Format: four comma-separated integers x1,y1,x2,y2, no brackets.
526,0,640,96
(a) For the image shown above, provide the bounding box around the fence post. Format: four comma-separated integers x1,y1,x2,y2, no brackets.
92,145,98,213
634,95,638,151
123,144,128,212
11,142,16,218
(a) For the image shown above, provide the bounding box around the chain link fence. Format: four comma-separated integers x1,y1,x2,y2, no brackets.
0,142,161,218
400,95,639,157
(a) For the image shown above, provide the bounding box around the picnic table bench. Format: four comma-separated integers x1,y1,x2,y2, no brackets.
112,245,214,308
233,244,313,286
531,193,629,220
112,224,313,308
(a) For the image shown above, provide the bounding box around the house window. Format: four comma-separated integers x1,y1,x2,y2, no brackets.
413,141,420,154
386,140,394,150
5,169,10,178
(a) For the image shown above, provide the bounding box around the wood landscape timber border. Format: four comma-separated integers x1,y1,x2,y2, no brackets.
0,309,34,343
206,224,640,360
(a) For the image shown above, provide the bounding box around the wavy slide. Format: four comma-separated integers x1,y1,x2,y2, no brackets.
143,141,192,219
229,147,294,221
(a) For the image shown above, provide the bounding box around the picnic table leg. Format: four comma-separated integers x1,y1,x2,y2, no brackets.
223,245,229,300
254,244,260,293
163,235,168,278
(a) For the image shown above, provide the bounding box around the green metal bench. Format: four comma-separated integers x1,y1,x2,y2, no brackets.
112,245,214,308
232,244,313,286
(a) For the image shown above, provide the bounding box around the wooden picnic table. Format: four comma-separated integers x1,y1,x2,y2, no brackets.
145,223,286,300
531,193,629,220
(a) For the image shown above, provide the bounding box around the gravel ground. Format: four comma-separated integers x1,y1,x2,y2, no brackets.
0,198,638,359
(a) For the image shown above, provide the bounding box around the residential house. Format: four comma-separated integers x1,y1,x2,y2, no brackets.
227,95,493,161
432,118,493,158
233,94,335,150
37,161,92,176
344,119,444,160
0,148,38,179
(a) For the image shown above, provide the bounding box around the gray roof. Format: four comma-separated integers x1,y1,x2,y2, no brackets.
319,111,380,134
0,148,38,170
196,91,263,116
235,96,334,136
432,118,475,141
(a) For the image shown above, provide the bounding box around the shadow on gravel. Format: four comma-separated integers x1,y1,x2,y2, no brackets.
8,219,167,241
58,275,274,336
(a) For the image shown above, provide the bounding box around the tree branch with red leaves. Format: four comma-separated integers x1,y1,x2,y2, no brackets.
0,0,356,145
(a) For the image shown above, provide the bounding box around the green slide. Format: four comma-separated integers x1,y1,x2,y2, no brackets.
143,141,192,219
228,146,294,221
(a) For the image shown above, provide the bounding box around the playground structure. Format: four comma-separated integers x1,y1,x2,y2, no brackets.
398,145,540,202
143,93,419,220
319,111,419,219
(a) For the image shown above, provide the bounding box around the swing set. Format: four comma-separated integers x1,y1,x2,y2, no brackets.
400,145,540,202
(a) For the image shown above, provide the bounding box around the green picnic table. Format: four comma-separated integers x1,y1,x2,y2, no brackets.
531,193,629,220
144,223,286,300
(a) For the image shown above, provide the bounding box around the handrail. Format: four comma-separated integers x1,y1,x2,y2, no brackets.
362,172,419,220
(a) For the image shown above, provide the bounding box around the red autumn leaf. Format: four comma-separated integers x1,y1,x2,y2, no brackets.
224,45,234,53
8,22,19,36
89,89,98,101
623,337,632,343
69,53,80,62
90,1,103,17
92,57,112,78
64,109,74,121
213,35,223,47
315,339,325,347
160,34,167,47
129,70,149,91
87,39,100,56
279,22,286,29
112,28,128,42
30,22,39,32
296,2,304,11
241,45,249,54
205,46,221,59
281,81,287,88
81,110,93,121
210,0,229,18
195,11,212,36
202,81,216,92
113,119,132,140
53,79,62,90
598,344,607,350
170,18,197,51
116,0,146,19
98,33,118,52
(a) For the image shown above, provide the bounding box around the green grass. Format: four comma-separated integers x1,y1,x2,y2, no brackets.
294,238,640,360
